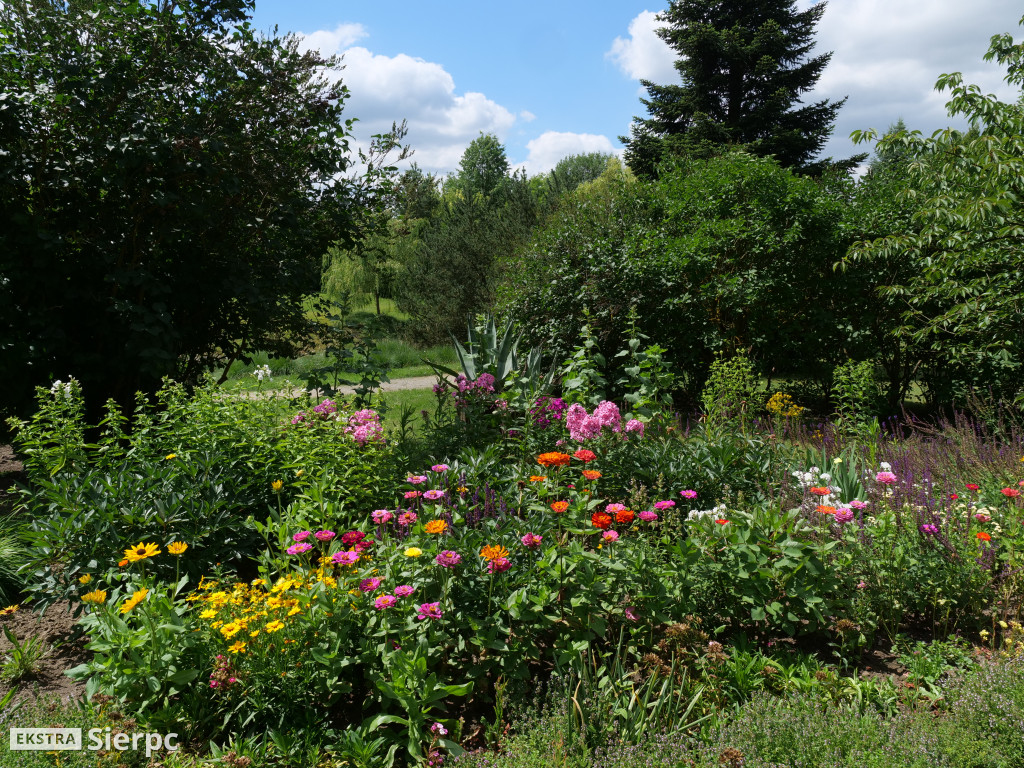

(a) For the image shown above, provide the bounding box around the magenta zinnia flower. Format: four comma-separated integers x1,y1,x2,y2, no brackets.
331,551,359,565
292,530,312,542
359,577,382,593
875,471,897,484
374,595,397,610
639,510,658,522
849,499,868,509
679,490,697,499
423,489,446,501
834,509,854,524
397,511,418,525
315,530,336,542
602,530,619,543
431,464,450,472
435,550,462,568
371,509,393,524
417,602,442,620
653,500,675,510
286,542,313,555
487,557,512,574
521,532,543,548
394,585,415,597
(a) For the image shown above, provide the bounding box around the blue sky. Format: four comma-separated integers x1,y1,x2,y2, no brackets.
250,1,1023,176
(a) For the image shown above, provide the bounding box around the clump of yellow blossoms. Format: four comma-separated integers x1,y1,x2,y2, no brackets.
766,392,804,418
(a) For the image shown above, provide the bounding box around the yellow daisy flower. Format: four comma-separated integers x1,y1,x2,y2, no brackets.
167,542,188,555
123,542,161,563
81,590,107,605
78,574,92,585
227,641,246,654
119,588,149,614
265,620,285,633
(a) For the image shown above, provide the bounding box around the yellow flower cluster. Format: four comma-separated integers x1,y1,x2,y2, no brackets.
766,392,804,418
120,588,148,614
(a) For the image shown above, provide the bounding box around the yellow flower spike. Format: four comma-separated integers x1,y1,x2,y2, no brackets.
81,590,107,605
123,542,161,563
167,542,188,555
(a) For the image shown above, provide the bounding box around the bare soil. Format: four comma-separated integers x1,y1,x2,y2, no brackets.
0,601,89,704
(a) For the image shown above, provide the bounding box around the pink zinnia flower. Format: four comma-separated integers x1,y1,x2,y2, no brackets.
394,585,415,597
521,532,543,548
834,508,854,524
624,606,639,621
487,557,512,574
286,542,313,555
371,509,393,525
397,511,418,525
974,513,991,522
404,490,422,500
417,602,442,620
331,551,359,566
679,490,697,500
602,530,619,543
423,489,446,501
292,531,312,542
653,500,675,510
1000,487,1021,498
354,538,374,554
431,464,450,472
639,510,658,522
875,471,897,484
435,550,462,568
605,503,626,514
341,531,365,545
374,594,397,610
407,475,428,485
359,577,382,593
315,530,336,542
849,499,868,510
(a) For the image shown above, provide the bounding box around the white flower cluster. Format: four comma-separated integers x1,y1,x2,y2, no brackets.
254,365,273,382
687,504,728,522
791,465,841,503
49,378,75,400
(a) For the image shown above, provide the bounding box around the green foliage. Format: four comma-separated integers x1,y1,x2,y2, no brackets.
453,133,510,200
701,352,759,434
832,360,883,442
559,322,609,407
848,17,1024,408
623,0,863,178
0,0,364,420
1,624,47,683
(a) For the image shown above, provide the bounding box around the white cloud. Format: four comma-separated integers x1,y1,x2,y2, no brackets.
296,28,519,174
606,10,677,83
519,110,537,122
520,131,619,175
297,23,368,55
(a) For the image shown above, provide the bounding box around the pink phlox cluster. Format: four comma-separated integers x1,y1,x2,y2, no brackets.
345,408,384,446
565,401,625,442
455,372,496,394
624,419,645,437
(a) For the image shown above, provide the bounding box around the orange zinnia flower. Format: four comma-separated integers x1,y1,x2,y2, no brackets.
817,505,836,515
615,509,635,524
977,531,992,541
591,512,612,530
480,545,510,561
582,470,602,481
550,501,569,513
809,486,831,496
424,520,447,535
529,475,547,482
537,452,571,467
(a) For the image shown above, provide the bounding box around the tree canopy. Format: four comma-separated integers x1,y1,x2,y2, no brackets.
622,0,862,178
0,0,362,419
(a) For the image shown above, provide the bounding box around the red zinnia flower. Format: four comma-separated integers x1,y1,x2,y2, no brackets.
615,509,635,524
715,519,730,525
976,531,992,541
574,449,597,463
966,483,980,491
550,501,569,514
591,512,612,530
1000,487,1021,498
817,505,836,515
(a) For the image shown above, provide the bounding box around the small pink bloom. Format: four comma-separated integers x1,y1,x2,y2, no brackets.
624,606,639,621
407,475,428,485
404,490,422,499
394,585,415,597
624,419,645,437
521,532,543,548
679,489,697,499
487,557,512,574
431,464,450,472
849,499,868,510
653,500,675,510
974,513,991,522
286,542,313,555
371,509,393,524
315,530,336,542
331,551,359,566
875,471,897,484
605,503,626,514
423,489,446,501
359,577,382,593
374,594,397,610
857,581,867,589
435,550,462,568
341,531,365,545
834,509,854,524
292,531,312,542
397,511,418,525
417,602,442,620
602,530,620,543
639,510,658,522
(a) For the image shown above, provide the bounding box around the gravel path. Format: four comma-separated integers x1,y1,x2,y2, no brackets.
252,374,439,399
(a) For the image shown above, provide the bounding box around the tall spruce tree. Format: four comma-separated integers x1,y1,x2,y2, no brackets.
622,0,863,177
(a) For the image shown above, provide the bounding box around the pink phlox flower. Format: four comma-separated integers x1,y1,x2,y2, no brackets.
624,419,645,437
